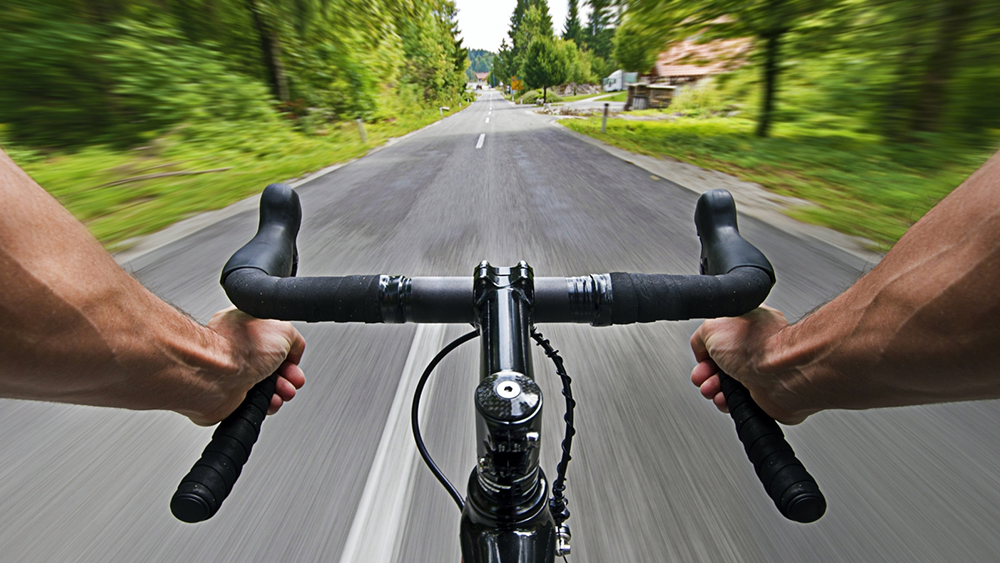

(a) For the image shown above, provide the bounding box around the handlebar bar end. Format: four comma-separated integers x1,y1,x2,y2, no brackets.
784,486,826,523
171,485,214,523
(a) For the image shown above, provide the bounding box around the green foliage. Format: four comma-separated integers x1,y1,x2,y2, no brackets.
466,49,496,81
624,0,1000,143
0,0,470,149
612,15,659,73
563,0,584,44
104,20,278,136
6,101,454,248
588,53,616,80
583,0,617,60
523,37,569,101
668,79,734,116
398,1,469,105
519,90,564,104
562,40,598,85
506,1,556,80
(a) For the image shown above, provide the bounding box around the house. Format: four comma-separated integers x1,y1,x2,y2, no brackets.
602,70,638,92
651,36,750,85
625,83,677,111
474,72,490,84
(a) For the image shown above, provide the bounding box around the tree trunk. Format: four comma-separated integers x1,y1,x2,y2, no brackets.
543,85,547,104
912,0,974,133
756,30,783,138
884,4,926,142
246,0,289,102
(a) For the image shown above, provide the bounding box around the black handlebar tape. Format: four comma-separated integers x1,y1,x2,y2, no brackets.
171,374,276,523
693,189,825,523
609,267,771,324
222,183,301,283
694,189,774,282
718,373,826,523
223,268,384,323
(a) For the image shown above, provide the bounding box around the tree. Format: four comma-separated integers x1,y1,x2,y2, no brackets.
613,14,659,73
0,0,470,147
523,37,568,102
584,0,617,61
562,39,595,92
563,0,584,44
508,3,556,80
245,0,289,102
492,38,515,86
626,0,832,137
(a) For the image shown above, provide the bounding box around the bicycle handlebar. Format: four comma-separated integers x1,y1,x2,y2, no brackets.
217,184,776,325
171,183,826,524
695,191,826,524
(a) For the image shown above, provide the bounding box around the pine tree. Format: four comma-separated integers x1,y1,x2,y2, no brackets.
563,0,583,44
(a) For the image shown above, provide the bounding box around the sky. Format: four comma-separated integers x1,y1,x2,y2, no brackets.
453,0,588,53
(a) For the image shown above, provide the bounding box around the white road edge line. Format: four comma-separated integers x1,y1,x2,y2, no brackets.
476,134,485,149
337,324,448,563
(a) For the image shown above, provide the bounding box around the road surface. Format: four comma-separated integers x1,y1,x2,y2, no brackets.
2,91,999,562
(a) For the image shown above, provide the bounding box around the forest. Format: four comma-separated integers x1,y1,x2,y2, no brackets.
0,0,470,150
559,0,1000,246
466,49,495,82
0,0,471,246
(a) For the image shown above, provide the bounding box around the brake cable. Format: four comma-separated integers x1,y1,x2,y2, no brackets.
411,329,479,511
411,326,577,536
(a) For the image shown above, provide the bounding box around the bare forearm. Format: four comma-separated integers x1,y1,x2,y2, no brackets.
767,150,1000,412
0,150,233,414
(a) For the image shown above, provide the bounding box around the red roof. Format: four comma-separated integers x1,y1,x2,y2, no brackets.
653,37,751,79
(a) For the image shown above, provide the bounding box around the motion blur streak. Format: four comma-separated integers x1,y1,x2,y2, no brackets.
1,92,999,562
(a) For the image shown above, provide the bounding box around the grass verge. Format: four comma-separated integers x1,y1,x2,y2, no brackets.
559,92,607,103
563,115,997,248
6,107,455,250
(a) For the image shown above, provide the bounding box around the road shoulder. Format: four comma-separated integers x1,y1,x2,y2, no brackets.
552,118,884,269
113,107,465,267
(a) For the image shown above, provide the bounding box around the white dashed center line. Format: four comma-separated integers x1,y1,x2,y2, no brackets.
485,117,490,123
476,134,485,149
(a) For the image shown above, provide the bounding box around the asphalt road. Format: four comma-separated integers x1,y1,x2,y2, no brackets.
3,91,1000,562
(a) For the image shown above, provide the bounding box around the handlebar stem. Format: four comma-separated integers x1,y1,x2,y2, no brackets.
460,261,557,559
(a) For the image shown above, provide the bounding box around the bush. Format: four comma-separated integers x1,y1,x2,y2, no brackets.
0,17,280,149
104,21,279,139
519,90,563,104
669,78,733,117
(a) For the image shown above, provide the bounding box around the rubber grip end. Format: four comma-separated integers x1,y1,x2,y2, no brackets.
784,487,826,523
171,484,215,523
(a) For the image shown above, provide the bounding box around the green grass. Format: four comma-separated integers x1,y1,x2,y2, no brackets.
603,91,628,102
564,115,997,248
7,107,454,250
559,92,606,103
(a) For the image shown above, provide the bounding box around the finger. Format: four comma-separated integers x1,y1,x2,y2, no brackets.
267,394,282,415
278,360,306,389
699,374,721,400
274,375,297,402
690,359,718,387
713,391,729,413
690,323,710,363
284,324,306,365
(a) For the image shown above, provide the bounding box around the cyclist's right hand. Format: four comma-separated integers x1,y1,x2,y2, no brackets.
182,307,306,426
690,305,813,425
